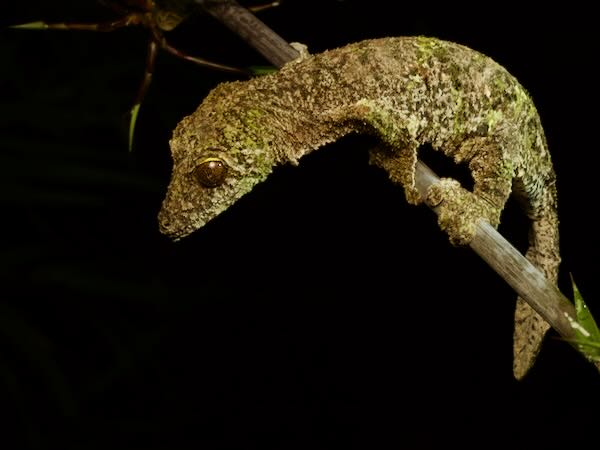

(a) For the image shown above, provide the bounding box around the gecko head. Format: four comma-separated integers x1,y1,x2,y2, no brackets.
158,84,278,240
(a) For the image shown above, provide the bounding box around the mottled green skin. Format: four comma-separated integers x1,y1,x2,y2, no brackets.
158,37,560,378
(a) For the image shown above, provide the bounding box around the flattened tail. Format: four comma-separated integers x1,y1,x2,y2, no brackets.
513,186,561,379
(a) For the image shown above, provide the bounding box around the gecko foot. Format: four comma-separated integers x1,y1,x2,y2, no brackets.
426,178,500,246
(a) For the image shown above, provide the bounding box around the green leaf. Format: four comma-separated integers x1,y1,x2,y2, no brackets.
248,65,278,75
9,21,49,30
562,340,600,362
128,103,141,152
570,275,600,362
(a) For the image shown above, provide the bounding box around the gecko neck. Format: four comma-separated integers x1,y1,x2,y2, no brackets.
260,97,358,166
242,58,375,166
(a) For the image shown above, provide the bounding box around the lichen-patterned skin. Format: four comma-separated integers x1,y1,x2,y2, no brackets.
158,37,560,379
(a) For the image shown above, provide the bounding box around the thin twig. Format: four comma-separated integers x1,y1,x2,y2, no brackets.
196,0,599,372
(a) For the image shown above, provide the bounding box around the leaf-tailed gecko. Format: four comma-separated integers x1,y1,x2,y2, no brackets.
158,37,560,379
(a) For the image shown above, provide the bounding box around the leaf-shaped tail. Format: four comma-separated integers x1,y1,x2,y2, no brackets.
513,184,560,379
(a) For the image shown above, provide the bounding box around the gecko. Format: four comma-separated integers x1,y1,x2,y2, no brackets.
158,36,560,379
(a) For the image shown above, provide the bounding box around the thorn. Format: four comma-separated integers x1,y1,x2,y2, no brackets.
249,1,281,13
9,21,49,30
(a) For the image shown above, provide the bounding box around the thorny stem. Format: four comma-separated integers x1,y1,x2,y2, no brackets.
198,0,600,372
135,39,158,108
161,40,251,74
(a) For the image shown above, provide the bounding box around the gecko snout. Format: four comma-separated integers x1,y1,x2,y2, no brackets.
157,207,182,240
157,210,174,237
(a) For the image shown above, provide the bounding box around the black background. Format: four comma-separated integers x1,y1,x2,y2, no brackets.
1,1,598,448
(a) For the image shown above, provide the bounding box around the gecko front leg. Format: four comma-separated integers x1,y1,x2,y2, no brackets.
327,99,422,205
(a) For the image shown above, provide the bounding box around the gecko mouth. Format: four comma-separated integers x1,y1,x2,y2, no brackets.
157,207,205,241
157,214,182,240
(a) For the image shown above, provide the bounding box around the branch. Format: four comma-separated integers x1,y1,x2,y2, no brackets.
195,0,298,68
195,0,600,372
415,163,577,338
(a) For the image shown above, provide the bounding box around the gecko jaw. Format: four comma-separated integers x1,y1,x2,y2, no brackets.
158,207,206,241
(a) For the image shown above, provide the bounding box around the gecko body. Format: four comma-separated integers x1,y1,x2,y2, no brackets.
158,37,560,379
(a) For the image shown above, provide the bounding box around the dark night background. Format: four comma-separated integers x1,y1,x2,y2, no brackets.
1,1,598,448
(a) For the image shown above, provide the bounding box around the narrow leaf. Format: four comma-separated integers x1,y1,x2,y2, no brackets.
570,275,600,361
128,103,141,152
10,21,49,30
562,339,600,361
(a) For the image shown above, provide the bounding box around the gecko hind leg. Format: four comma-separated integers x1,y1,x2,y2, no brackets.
329,101,513,245
426,137,514,246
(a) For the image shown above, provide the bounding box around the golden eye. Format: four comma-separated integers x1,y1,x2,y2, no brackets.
193,158,228,188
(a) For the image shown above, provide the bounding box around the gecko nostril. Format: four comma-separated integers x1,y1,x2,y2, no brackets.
158,213,171,231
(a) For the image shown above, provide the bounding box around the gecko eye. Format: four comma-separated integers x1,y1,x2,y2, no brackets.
193,158,228,188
